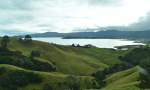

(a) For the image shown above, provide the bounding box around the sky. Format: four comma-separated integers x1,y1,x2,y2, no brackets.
0,0,150,36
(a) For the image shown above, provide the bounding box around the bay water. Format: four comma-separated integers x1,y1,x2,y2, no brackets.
31,37,144,49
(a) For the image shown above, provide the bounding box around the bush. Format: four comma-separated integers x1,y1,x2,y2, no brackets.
0,73,10,87
91,71,106,88
52,62,55,65
0,67,6,75
30,50,41,57
0,69,43,89
43,83,54,90
138,59,150,89
9,85,17,90
63,72,83,90
57,82,62,87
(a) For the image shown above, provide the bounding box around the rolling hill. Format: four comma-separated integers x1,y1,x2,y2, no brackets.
0,37,149,90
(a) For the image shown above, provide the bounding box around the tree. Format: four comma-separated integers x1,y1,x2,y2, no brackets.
1,35,10,48
102,68,108,75
43,83,54,90
30,50,41,57
53,62,55,65
0,67,6,75
117,47,122,50
77,44,80,47
35,50,41,57
19,38,22,43
91,71,106,88
14,51,22,58
24,35,32,43
140,45,143,48
63,72,83,90
72,43,75,47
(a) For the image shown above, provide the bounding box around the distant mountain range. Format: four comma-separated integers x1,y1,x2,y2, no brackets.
14,30,150,39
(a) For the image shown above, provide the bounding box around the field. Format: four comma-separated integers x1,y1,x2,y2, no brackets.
0,37,148,90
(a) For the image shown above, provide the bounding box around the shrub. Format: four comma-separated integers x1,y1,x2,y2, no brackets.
0,69,43,89
138,59,150,89
52,62,55,65
0,67,6,75
43,83,54,90
63,73,83,90
9,85,17,90
58,82,62,87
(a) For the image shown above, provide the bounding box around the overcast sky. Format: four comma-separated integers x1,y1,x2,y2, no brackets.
0,0,150,36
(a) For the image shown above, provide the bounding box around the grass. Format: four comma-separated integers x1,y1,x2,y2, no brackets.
0,64,95,90
83,67,148,90
3,37,112,75
0,37,148,90
104,67,139,86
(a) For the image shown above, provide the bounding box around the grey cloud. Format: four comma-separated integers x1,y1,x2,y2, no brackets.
0,29,34,36
72,28,100,32
13,15,34,22
0,0,40,10
129,10,150,30
72,10,150,32
71,26,135,32
105,10,150,31
38,24,50,27
38,24,57,32
0,14,34,25
98,26,134,31
83,0,124,7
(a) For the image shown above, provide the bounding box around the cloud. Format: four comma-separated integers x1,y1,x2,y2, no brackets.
0,29,33,36
0,0,31,10
0,0,150,36
85,0,124,7
129,10,150,30
71,10,150,32
0,0,43,10
72,28,100,32
0,14,33,25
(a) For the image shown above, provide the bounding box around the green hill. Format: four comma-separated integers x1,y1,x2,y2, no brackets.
4,37,130,76
0,37,149,90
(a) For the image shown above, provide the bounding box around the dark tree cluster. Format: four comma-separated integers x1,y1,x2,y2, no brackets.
0,36,56,72
118,48,150,66
138,59,150,89
18,35,32,44
71,43,94,48
30,57,56,72
30,50,41,57
0,35,10,48
83,44,93,48
0,47,13,56
0,67,43,90
24,35,32,43
0,45,56,72
91,62,134,89
118,47,150,89
43,83,54,90
102,63,133,75
91,71,106,89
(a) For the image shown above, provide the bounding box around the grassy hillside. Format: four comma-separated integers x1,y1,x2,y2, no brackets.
84,67,149,90
1,37,131,76
0,37,148,90
104,67,139,86
0,64,95,90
